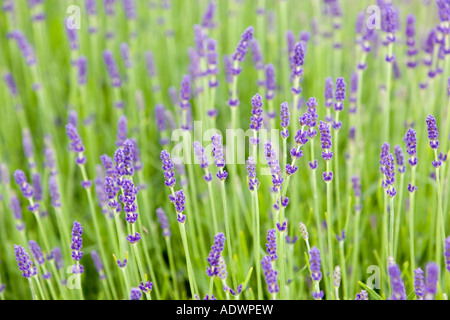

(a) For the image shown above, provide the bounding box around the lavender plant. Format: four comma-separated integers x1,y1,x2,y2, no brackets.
1,0,450,302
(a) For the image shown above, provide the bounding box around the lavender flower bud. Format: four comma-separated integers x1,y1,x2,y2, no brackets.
103,50,121,87
3,72,17,96
424,262,439,300
355,290,369,300
264,140,283,192
265,64,276,100
280,102,290,139
310,246,322,282
71,221,84,273
14,245,37,278
206,233,226,278
29,240,45,265
116,115,128,147
445,236,450,272
232,26,254,63
266,229,277,261
388,262,406,300
156,207,171,237
160,150,176,188
426,114,439,150
130,287,142,300
212,134,228,180
246,156,259,191
261,256,279,294
414,268,424,300
14,170,34,199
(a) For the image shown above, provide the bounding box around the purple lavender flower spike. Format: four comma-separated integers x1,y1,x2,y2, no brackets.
319,120,333,163
381,153,396,197
206,233,226,278
394,145,405,174
126,232,141,244
10,195,25,231
120,42,132,69
32,173,42,202
261,256,279,295
265,64,276,100
9,31,36,66
86,0,98,16
65,18,79,51
71,221,84,272
250,39,264,72
381,2,398,42
169,189,185,214
116,115,128,147
145,51,157,79
139,281,153,294
224,55,233,84
280,102,290,139
201,1,216,29
325,77,334,109
355,290,369,300
414,268,424,300
119,179,138,224
52,247,64,270
404,128,417,166
14,170,34,199
273,197,289,211
388,262,406,300
334,77,346,112
246,156,259,191
306,97,318,138
22,129,35,169
160,150,176,188
212,134,228,180
14,245,37,278
29,240,45,265
310,246,322,282
445,236,450,272
47,166,60,201
180,75,191,111
405,14,418,68
264,140,283,192
122,0,136,20
232,26,254,64
130,287,142,300
66,124,86,165
155,104,167,139
249,93,264,144
206,38,219,87
91,250,105,279
424,262,439,300
426,115,439,150
3,72,17,96
77,56,88,85
266,229,277,261
156,208,171,237
103,50,121,88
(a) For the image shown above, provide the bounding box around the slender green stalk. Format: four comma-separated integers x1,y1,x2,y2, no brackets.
220,180,236,289
338,242,348,300
389,196,395,260
433,150,446,267
409,165,417,277
394,173,405,259
325,160,334,299
170,188,198,299
28,278,38,300
165,237,180,299
79,165,118,299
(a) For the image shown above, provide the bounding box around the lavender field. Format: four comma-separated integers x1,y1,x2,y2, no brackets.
0,0,449,301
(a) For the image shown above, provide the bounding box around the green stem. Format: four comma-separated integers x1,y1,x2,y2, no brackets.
221,180,236,289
